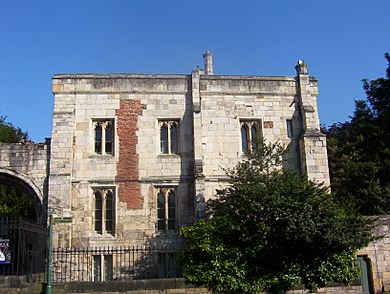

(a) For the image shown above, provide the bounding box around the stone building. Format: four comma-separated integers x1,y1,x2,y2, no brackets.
47,51,330,248
5,52,390,292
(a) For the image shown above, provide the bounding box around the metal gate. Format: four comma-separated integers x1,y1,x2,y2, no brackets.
0,216,47,281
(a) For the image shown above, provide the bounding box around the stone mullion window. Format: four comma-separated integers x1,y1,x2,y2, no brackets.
94,188,115,235
93,120,114,155
93,254,113,281
159,120,179,154
240,120,261,153
156,188,176,232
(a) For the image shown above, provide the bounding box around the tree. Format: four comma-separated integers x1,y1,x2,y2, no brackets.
0,114,35,220
180,140,374,293
326,53,390,215
0,183,37,220
0,115,29,143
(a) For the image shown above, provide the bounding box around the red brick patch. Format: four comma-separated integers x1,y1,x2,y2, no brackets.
263,121,274,128
115,100,142,209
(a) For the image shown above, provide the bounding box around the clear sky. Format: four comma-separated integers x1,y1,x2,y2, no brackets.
0,0,389,142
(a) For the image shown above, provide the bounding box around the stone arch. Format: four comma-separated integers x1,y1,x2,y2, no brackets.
0,167,44,221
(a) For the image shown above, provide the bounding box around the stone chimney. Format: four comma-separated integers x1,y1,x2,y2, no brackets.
295,59,308,75
203,50,213,75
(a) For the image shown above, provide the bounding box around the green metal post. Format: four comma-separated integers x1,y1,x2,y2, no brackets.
46,213,53,294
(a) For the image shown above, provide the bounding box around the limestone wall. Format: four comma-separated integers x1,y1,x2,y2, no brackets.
51,75,194,247
199,75,301,178
50,58,330,248
359,216,390,292
0,141,49,215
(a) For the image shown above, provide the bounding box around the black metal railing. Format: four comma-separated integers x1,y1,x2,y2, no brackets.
52,245,182,282
0,216,47,280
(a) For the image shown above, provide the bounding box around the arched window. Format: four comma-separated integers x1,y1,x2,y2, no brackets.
94,122,103,154
170,123,178,154
94,188,115,235
94,190,103,234
160,123,169,154
105,190,114,234
251,124,258,150
105,121,113,154
240,120,261,154
159,120,179,154
167,190,176,230
93,119,114,155
156,188,176,232
157,190,166,231
241,124,249,153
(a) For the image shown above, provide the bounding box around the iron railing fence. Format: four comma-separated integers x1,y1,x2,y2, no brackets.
52,245,182,282
0,216,47,280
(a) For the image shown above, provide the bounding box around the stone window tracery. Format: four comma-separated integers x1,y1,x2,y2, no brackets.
159,120,179,154
240,120,261,153
93,119,114,155
94,187,115,235
156,187,176,232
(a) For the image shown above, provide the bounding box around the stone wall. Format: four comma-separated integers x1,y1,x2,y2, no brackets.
50,74,194,247
0,277,362,294
0,140,50,219
49,55,330,248
359,216,390,292
51,279,362,294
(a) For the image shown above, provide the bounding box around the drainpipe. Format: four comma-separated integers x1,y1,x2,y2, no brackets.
45,213,53,294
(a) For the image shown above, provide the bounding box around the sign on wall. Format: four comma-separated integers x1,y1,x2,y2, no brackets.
0,238,11,264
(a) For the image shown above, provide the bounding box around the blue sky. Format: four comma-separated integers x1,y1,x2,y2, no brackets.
0,0,389,142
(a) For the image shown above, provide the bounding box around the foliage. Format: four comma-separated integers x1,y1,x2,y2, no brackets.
0,115,29,143
325,53,390,215
180,139,374,293
0,183,37,220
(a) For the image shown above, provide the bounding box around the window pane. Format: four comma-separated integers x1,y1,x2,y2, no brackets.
241,126,248,153
157,192,165,231
170,124,178,154
287,119,293,138
104,255,113,281
168,219,175,230
94,124,102,154
157,209,165,219
157,220,165,231
157,192,164,209
93,255,101,282
251,125,257,150
95,192,103,234
105,190,113,235
168,191,175,230
105,122,113,154
160,125,168,154
168,190,175,207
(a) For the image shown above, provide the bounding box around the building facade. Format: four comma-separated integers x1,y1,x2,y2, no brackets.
47,52,329,248
7,52,390,292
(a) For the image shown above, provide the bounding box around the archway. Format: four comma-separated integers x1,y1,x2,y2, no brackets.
0,168,44,223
